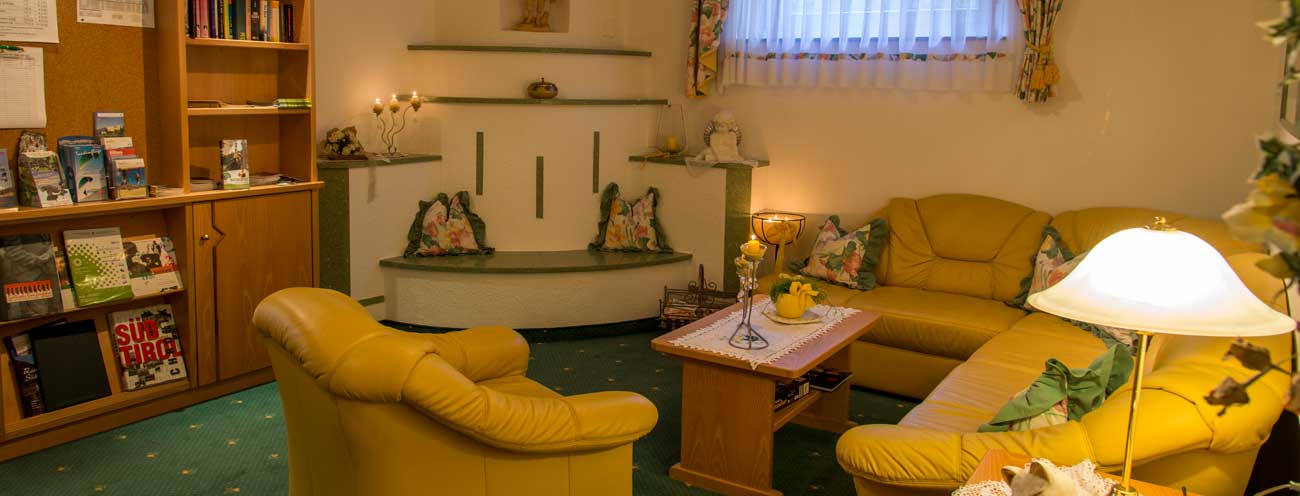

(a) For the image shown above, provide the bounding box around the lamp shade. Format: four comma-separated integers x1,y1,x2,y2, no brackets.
1027,227,1295,337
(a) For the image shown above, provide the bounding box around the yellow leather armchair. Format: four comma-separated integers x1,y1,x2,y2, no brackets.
253,288,659,496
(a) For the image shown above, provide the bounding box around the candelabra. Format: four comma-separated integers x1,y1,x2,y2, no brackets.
729,243,770,350
372,91,422,156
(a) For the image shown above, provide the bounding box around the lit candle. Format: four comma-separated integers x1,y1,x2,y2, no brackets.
741,235,766,259
410,90,422,111
372,98,384,116
665,136,680,153
389,94,401,113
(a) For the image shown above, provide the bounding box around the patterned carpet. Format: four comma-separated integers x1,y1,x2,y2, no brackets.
0,321,916,495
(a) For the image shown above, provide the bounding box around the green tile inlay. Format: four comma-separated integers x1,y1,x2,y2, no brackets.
356,295,386,307
379,250,693,274
318,168,351,294
536,156,545,219
724,167,754,293
407,44,653,57
476,132,485,195
592,131,600,194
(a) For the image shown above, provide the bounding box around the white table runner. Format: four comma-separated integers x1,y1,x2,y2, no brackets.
669,300,859,369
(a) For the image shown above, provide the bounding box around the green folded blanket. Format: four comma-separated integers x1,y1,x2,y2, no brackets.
978,344,1134,432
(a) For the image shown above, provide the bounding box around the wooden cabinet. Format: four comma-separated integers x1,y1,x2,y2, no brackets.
193,192,316,383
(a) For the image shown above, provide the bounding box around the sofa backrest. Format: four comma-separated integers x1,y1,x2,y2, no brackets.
878,194,1051,302
1051,207,1261,258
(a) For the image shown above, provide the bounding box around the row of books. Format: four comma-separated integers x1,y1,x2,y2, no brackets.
188,0,295,43
773,367,854,410
0,228,183,322
4,304,187,417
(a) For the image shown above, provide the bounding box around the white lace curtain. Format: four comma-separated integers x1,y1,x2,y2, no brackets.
720,0,1022,91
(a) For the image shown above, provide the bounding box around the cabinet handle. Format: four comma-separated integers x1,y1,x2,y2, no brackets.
200,234,211,243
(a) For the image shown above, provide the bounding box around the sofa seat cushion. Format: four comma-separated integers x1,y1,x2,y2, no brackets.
844,286,1026,360
477,375,562,399
899,312,1109,433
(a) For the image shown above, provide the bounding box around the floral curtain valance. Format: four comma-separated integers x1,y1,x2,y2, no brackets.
716,0,1022,92
688,0,730,97
1015,0,1064,102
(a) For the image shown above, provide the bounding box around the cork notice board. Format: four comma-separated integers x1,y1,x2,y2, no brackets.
1,0,161,171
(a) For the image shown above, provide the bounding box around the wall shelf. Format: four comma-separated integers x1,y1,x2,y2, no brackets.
187,38,310,51
318,154,442,169
407,44,651,57
405,96,668,106
629,155,771,169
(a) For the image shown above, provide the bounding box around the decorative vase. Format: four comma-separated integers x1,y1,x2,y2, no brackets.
527,78,559,99
656,104,687,156
775,293,810,319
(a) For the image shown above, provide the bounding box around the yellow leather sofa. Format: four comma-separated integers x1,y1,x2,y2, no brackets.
761,195,1294,495
252,288,659,496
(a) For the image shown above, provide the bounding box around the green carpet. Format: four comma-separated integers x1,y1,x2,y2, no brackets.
0,324,916,495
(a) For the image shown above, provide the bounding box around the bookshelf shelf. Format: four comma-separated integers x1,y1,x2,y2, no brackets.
187,38,309,51
4,380,191,439
0,289,187,333
0,183,323,227
187,107,311,117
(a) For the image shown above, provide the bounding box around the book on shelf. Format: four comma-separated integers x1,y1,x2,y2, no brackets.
92,112,126,138
249,0,261,41
805,368,853,393
123,236,183,296
0,234,63,321
57,136,108,203
53,246,77,311
270,0,280,42
109,157,148,200
100,137,135,161
0,148,17,210
4,333,45,416
186,0,294,43
30,319,112,412
109,304,187,391
234,0,247,40
63,228,135,307
283,3,293,42
273,98,312,108
220,139,250,190
16,151,73,208
774,376,810,410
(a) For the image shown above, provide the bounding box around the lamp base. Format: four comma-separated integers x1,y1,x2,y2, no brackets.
1112,486,1140,496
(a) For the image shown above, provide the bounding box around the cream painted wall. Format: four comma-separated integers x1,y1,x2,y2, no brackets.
627,1,1283,221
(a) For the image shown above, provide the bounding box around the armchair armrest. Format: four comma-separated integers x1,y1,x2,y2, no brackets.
423,326,530,382
565,391,659,448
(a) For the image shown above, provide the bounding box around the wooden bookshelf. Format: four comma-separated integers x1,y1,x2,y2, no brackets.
0,0,319,460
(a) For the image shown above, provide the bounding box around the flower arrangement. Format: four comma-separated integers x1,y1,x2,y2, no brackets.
1215,1,1300,420
768,274,828,319
319,126,365,160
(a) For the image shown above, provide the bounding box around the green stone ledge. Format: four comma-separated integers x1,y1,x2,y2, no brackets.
407,44,652,58
397,95,669,106
379,250,693,274
628,155,771,170
318,154,443,169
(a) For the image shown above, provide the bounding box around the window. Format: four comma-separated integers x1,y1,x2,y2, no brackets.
729,0,1015,44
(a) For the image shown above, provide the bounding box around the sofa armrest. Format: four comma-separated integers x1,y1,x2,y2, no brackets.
424,326,530,382
837,423,1095,490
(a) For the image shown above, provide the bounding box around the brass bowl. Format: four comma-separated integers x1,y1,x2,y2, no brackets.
527,78,559,99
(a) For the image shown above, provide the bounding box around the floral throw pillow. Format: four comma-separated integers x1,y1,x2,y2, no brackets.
404,191,492,257
794,216,887,290
1013,226,1135,349
590,183,671,252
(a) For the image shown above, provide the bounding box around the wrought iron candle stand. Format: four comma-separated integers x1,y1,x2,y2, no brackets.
729,251,770,350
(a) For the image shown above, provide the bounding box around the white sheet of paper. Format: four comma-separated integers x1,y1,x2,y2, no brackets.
0,47,47,129
0,0,59,43
77,0,155,28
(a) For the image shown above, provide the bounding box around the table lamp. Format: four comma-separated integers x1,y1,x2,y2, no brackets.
1028,217,1295,496
750,212,806,274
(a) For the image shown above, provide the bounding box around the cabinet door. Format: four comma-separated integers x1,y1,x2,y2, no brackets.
207,192,316,381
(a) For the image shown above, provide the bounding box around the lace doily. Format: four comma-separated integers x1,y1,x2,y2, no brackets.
668,301,858,369
952,459,1116,496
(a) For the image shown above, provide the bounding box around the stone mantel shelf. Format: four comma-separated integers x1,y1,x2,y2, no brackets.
318,154,443,169
380,250,692,274
407,44,652,58
398,96,669,106
628,155,771,170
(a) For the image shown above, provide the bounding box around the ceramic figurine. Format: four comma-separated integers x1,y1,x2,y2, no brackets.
516,0,559,32
1001,461,1080,496
698,110,746,163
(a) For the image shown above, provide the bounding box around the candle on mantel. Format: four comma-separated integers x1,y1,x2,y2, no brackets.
665,136,681,153
388,94,401,113
410,90,423,111
372,98,384,116
741,235,765,259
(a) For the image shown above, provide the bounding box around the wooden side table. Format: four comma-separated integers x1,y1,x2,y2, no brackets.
967,449,1200,496
650,302,881,496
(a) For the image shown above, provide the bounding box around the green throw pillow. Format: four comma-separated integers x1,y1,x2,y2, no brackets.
791,216,887,290
979,344,1134,432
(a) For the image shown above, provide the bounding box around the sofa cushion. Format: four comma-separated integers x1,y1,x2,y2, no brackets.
881,195,1051,302
898,312,1109,433
844,286,1027,360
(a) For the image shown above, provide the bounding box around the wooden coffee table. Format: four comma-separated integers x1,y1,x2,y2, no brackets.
650,301,880,496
